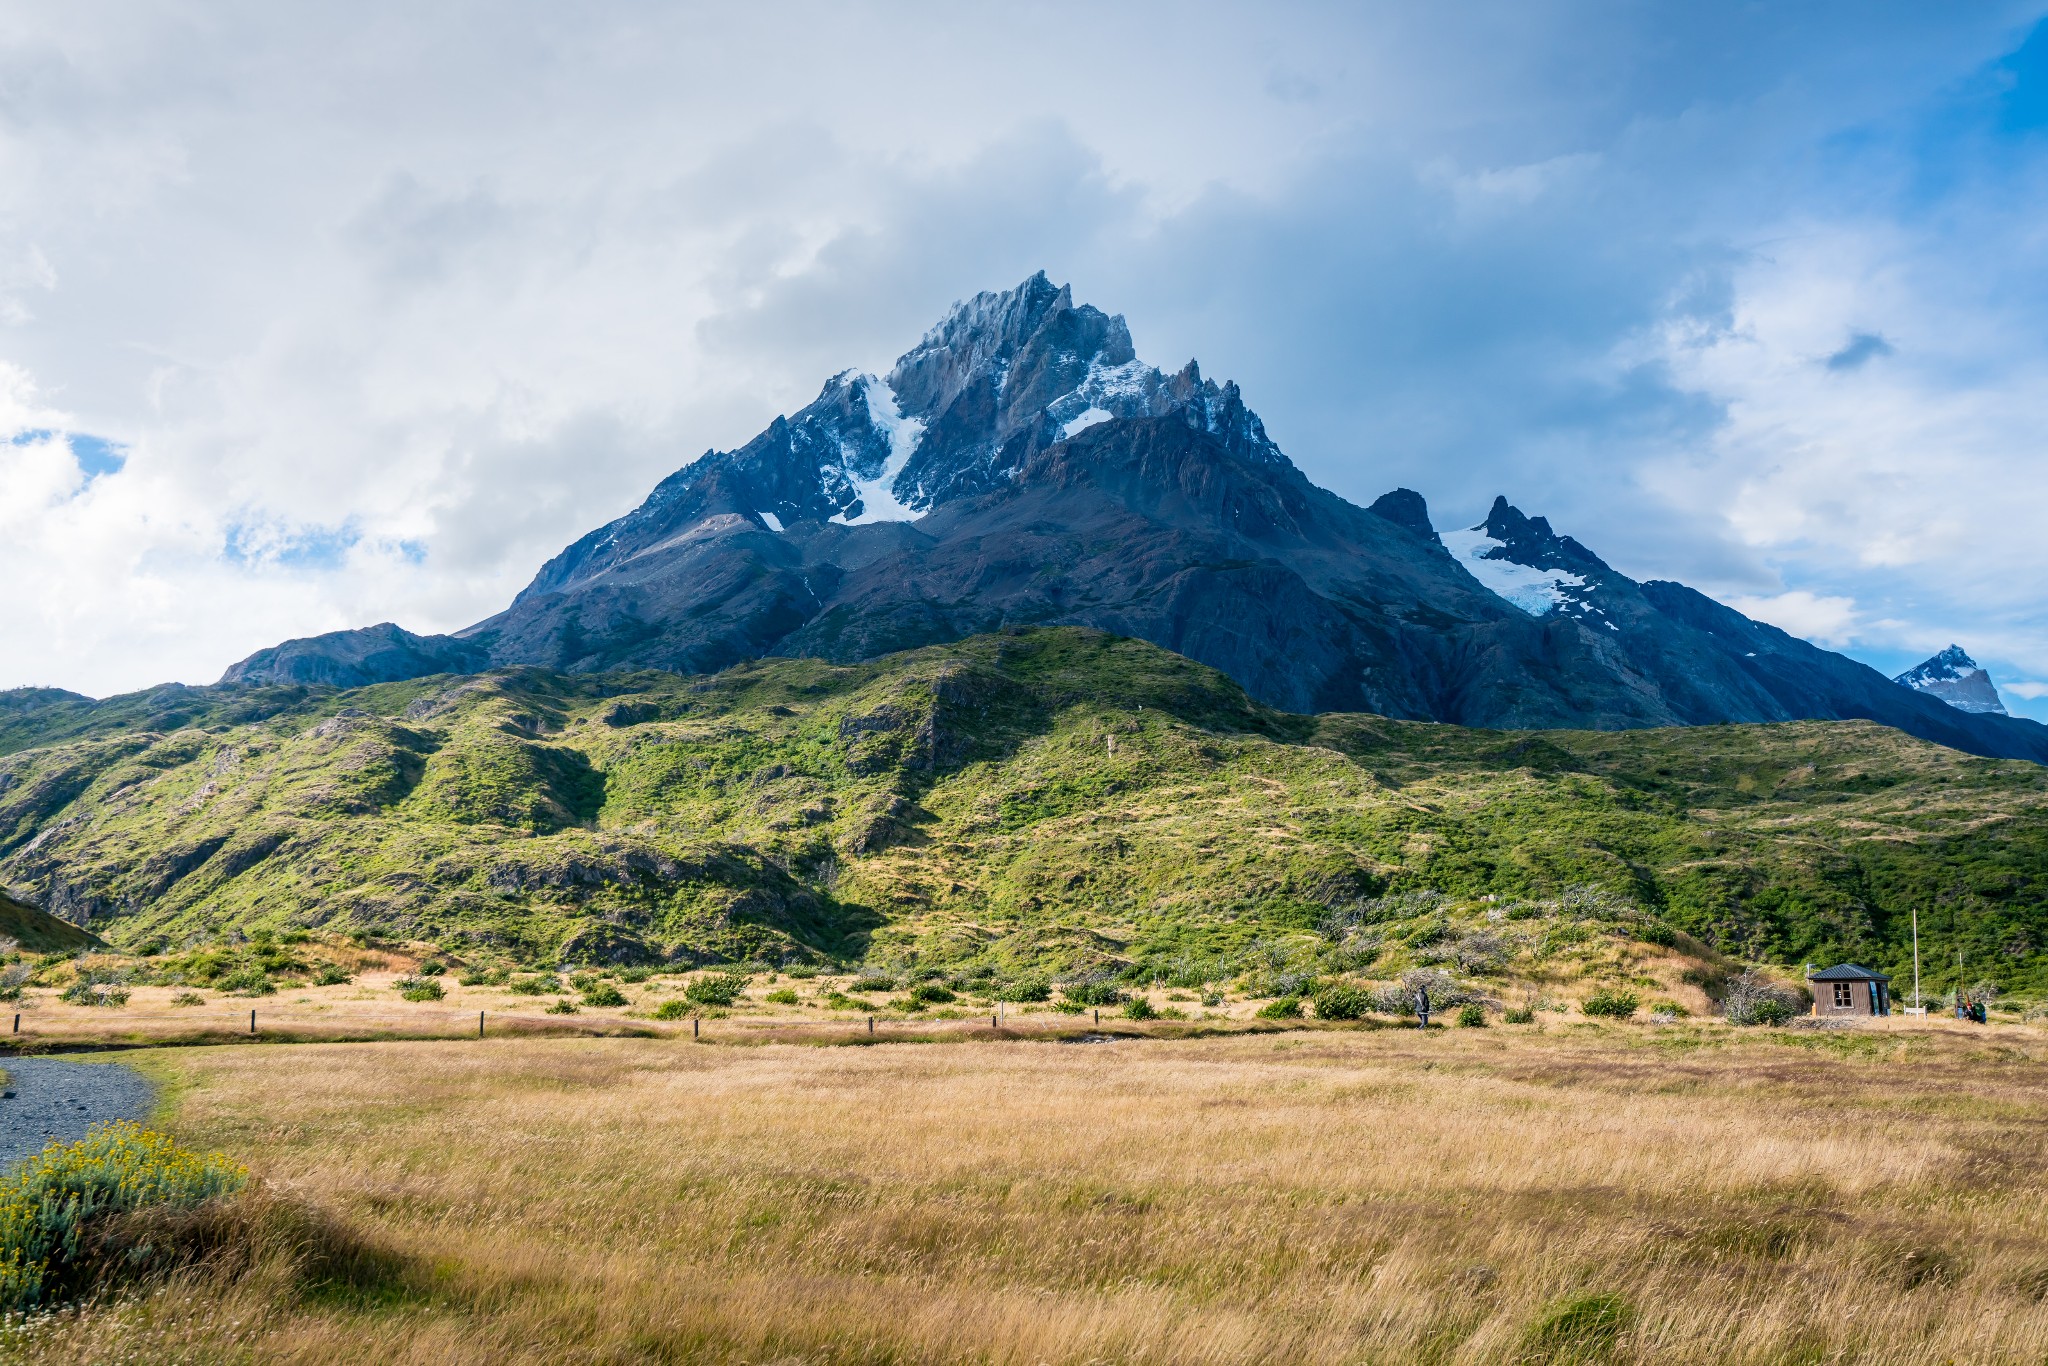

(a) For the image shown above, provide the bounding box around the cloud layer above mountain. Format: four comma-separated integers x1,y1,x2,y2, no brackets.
4,1,2048,715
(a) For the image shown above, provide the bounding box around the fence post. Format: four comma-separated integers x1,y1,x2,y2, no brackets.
693,1018,699,1040
249,1009,256,1036
1094,1009,1099,1025
11,1013,16,1034
867,1015,874,1035
992,1014,998,1030
479,1011,485,1039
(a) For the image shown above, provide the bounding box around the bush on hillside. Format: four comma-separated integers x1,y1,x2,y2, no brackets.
1061,980,1124,1007
1312,983,1371,1021
1722,970,1802,1026
417,960,447,977
1121,996,1156,1020
996,976,1051,1002
217,966,276,997
909,982,956,1005
1457,1003,1487,1027
314,965,353,986
684,973,747,1007
60,970,131,1008
653,999,689,1020
1582,989,1639,1019
544,999,579,1014
1256,996,1302,1019
847,974,895,993
581,982,629,1008
764,988,798,1005
395,976,444,1003
508,974,559,995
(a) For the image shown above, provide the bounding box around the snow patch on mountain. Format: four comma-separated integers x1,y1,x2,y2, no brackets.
1062,407,1113,438
757,511,784,533
831,377,927,525
1442,527,1588,616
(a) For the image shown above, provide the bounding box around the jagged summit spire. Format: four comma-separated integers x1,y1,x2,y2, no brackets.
1895,645,2007,716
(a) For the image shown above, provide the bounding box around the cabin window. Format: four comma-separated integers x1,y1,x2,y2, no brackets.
1832,982,1853,1008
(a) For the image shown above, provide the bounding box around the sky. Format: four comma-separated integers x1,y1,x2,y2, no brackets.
5,1,2048,717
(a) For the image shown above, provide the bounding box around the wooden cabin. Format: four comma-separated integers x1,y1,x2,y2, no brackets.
1808,964,1891,1017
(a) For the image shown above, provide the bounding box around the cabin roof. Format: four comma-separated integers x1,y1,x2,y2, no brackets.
1809,963,1890,982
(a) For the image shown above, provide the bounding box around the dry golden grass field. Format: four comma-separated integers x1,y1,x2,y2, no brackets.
9,1019,2048,1365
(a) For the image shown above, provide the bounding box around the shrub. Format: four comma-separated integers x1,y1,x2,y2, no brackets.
217,966,276,997
909,982,955,1005
685,973,747,1007
1582,989,1640,1019
1312,982,1371,1021
508,974,559,996
996,976,1052,1003
782,964,821,979
0,963,30,1001
171,990,205,1007
60,974,130,1008
545,999,579,1014
1503,1005,1536,1024
313,965,353,986
1636,921,1678,947
581,982,629,1008
0,1122,247,1311
1256,996,1302,1019
653,999,689,1020
618,966,655,983
1061,980,1123,1007
848,974,895,993
1122,996,1156,1021
1723,969,1803,1026
1457,1003,1487,1028
395,977,445,1003
764,988,798,1005
417,961,447,977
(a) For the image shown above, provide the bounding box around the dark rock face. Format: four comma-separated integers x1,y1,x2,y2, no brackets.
1894,645,2009,716
217,274,2048,764
220,622,486,688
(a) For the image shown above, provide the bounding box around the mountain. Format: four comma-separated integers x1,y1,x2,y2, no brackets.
1895,646,2009,716
11,629,2048,988
221,273,2048,764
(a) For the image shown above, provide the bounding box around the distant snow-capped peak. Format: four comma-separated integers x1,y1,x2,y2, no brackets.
1895,645,2008,716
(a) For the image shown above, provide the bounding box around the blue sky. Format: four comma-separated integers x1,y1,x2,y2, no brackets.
2,1,2048,718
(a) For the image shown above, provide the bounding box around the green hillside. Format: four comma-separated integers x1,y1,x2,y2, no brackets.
1,628,2043,991
0,888,101,953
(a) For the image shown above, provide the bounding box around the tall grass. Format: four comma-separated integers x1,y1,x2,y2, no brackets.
14,1024,2048,1362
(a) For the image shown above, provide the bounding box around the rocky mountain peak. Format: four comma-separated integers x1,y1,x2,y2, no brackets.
1438,497,1615,624
1895,645,2008,716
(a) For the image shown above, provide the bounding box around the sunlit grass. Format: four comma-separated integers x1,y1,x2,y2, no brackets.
10,1019,2048,1362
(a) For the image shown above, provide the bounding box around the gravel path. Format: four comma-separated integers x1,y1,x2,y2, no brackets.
0,1057,156,1169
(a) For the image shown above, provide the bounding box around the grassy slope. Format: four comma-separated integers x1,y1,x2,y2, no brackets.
0,888,99,952
0,628,2043,989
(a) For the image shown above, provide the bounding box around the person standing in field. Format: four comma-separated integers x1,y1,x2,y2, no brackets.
1416,985,1431,1028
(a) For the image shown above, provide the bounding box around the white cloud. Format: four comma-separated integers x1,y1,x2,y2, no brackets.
1723,591,1862,648
2008,682,2048,700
